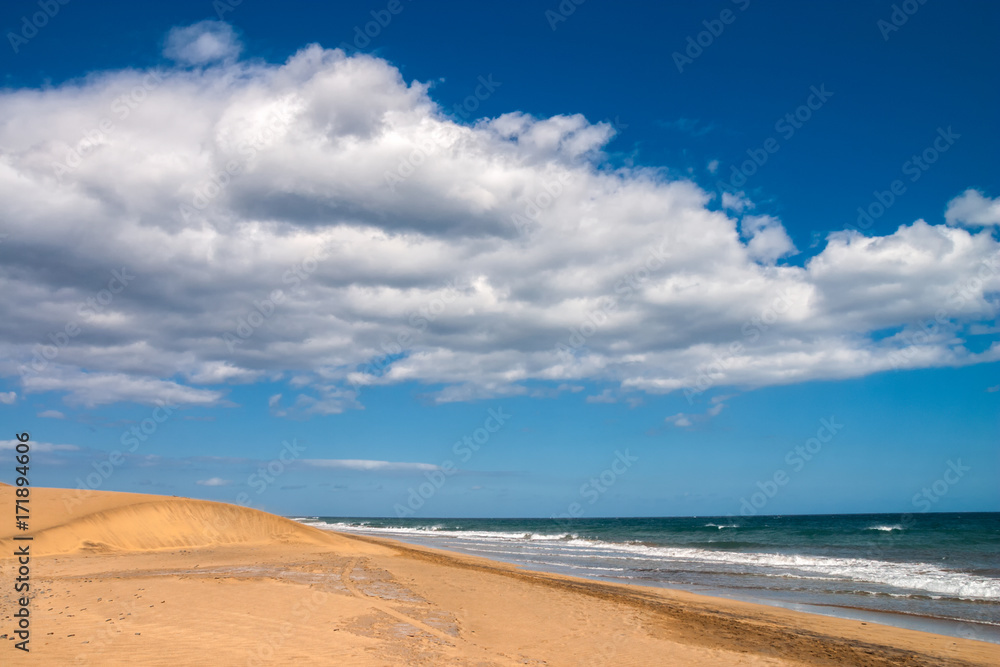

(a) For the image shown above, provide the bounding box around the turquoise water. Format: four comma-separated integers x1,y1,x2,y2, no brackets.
297,512,1000,642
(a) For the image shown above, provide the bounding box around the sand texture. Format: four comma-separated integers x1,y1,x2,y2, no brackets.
2,486,997,666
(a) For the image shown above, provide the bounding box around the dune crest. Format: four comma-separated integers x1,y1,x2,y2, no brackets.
0,491,337,555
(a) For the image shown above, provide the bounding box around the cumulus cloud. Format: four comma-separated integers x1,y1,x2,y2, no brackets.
0,391,15,404
37,409,65,419
163,21,241,65
303,459,441,472
0,25,998,415
20,369,222,408
946,189,1000,227
740,215,796,263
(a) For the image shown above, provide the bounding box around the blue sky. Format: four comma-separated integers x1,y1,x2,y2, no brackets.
1,0,997,517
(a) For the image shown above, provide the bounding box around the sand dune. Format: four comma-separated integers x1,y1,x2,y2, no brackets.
2,487,997,665
2,498,331,555
0,487,358,556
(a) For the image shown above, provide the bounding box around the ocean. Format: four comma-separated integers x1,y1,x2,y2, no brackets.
296,512,1000,643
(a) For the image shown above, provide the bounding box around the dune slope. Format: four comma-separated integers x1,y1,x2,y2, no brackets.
0,486,339,555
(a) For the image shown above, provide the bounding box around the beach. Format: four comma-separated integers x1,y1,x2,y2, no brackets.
2,485,998,666
302,514,1000,642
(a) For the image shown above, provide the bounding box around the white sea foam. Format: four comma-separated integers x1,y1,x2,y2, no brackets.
307,522,575,543
866,524,904,532
299,520,1000,601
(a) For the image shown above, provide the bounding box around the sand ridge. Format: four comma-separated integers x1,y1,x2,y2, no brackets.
0,486,365,556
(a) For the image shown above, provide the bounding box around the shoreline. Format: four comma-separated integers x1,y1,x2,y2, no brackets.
299,518,1000,646
317,530,1000,664
696,590,1000,646
3,486,998,665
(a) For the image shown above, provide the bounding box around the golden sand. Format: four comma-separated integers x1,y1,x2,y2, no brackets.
2,485,997,665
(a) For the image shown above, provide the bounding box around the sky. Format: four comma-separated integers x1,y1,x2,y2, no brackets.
1,0,997,518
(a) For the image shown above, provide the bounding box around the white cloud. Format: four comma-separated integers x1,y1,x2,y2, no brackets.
195,477,232,486
186,361,261,384
586,389,618,403
163,21,241,66
707,159,719,174
37,409,65,419
303,459,441,472
706,402,726,417
289,388,362,416
0,30,998,414
20,368,222,408
666,397,729,426
267,392,286,417
946,189,1000,227
721,191,753,212
740,214,797,263
0,440,79,452
0,391,15,404
665,413,692,427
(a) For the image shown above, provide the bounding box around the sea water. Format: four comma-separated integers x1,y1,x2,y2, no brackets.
296,512,1000,643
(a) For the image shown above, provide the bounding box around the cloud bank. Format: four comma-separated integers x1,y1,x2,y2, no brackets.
1,25,997,413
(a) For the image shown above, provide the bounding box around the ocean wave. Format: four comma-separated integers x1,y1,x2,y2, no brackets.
562,539,1000,601
704,523,740,529
305,521,578,543
865,525,905,532
296,520,1000,601
521,559,628,573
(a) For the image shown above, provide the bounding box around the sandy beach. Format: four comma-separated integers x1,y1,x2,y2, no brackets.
2,485,997,666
